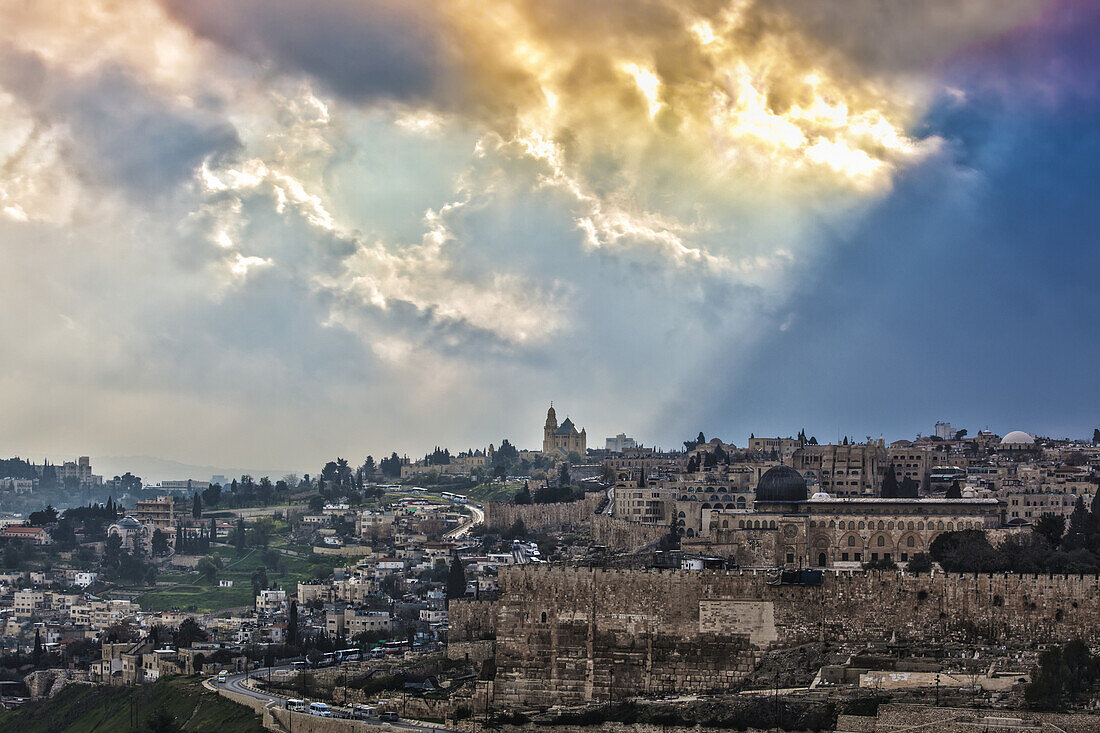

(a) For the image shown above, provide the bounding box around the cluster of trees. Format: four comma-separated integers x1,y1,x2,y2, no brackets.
930,498,1100,573
1025,640,1097,710
102,533,157,585
174,518,217,555
513,479,585,505
880,469,920,498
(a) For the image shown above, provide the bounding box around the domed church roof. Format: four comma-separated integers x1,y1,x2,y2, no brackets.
755,465,808,503
1000,430,1034,445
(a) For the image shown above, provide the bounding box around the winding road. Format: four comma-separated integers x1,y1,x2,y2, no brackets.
214,666,456,732
443,503,484,540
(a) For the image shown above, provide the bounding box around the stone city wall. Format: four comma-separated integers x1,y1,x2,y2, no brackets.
488,565,1100,706
589,515,668,552
483,494,602,534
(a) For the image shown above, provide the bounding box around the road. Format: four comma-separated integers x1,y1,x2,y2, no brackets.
444,503,484,540
215,666,455,732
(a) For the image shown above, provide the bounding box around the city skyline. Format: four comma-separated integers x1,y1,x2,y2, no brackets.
1,1,1098,469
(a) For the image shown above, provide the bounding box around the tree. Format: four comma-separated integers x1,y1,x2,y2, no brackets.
446,556,467,600
954,429,968,441
251,566,269,602
506,519,527,540
50,519,77,551
906,552,933,573
143,708,183,733
202,484,221,507
308,494,325,512
380,452,402,478
362,456,376,476
1094,428,1100,446
513,484,532,505
28,505,58,526
944,480,962,499
151,528,169,557
287,601,299,648
558,462,570,487
192,493,202,519
235,518,247,555
177,617,207,647
880,467,899,498
1034,514,1067,549
197,555,221,583
32,628,42,668
899,476,920,498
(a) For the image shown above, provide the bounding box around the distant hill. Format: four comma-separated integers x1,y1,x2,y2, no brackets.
0,676,265,733
94,455,299,485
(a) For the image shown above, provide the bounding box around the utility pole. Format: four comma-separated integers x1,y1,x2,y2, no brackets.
774,669,779,733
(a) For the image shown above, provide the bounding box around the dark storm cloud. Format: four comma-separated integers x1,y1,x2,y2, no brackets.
0,44,239,199
160,0,451,103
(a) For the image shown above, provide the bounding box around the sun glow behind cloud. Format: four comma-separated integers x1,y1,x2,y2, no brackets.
0,0,1049,464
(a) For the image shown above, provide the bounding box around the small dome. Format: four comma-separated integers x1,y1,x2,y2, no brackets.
1000,430,1034,445
756,466,808,503
962,487,977,498
810,491,831,501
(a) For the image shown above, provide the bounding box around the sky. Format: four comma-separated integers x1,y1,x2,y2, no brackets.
0,0,1096,473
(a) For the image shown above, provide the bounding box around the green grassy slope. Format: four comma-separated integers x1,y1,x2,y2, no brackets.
0,676,265,733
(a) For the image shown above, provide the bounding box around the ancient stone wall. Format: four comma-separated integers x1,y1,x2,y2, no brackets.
483,494,602,534
589,515,667,552
488,565,1100,706
449,599,497,641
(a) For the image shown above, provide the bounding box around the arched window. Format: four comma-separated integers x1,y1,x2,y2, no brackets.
858,521,865,530
541,612,547,624
685,528,695,537
769,521,777,529
878,521,885,530
736,497,746,508
908,521,914,530
738,520,745,529
887,521,894,530
722,520,729,528
918,522,924,530
678,511,686,518
817,552,827,567
848,536,856,546
829,520,835,528
947,522,954,530
906,536,915,547
877,536,885,547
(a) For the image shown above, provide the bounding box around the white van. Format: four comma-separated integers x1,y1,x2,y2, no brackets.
309,702,332,717
286,699,307,712
216,670,228,684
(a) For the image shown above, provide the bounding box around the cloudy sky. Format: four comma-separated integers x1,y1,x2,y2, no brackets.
0,0,1096,471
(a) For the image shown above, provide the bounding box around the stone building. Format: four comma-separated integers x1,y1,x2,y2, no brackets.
683,465,1003,567
791,441,886,496
542,404,586,457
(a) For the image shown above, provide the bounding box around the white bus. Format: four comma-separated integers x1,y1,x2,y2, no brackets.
309,702,332,717
216,670,227,684
286,699,307,712
352,705,377,720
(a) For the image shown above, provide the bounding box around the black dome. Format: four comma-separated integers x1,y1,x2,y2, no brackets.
755,465,808,503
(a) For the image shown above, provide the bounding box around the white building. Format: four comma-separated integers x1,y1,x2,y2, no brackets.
934,422,954,440
605,434,639,453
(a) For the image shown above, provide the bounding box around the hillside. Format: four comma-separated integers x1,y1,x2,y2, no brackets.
0,676,265,733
